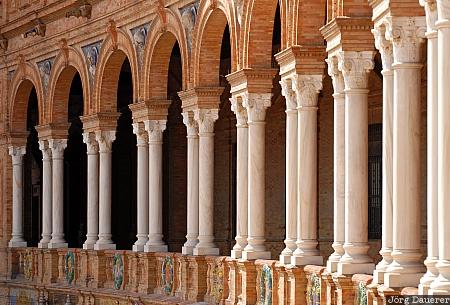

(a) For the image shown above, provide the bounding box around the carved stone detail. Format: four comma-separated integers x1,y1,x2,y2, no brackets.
437,0,450,21
179,2,199,52
66,1,92,19
82,132,99,155
279,78,297,111
38,140,52,161
144,120,167,143
194,109,219,134
337,51,375,90
9,146,26,165
37,58,54,93
385,17,426,64
182,112,199,136
326,55,345,94
95,130,116,153
230,96,248,127
132,122,149,146
242,92,272,122
48,139,68,159
372,25,394,71
23,19,46,38
292,75,323,108
420,0,438,32
82,41,102,80
131,23,150,67
0,35,8,52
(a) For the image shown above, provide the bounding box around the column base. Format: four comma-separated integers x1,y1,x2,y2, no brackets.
279,254,292,265
242,250,271,260
291,255,323,266
231,249,243,259
193,247,219,256
94,243,116,250
144,244,168,253
83,242,96,250
326,259,340,273
337,262,374,275
373,269,386,284
132,244,145,252
48,242,68,249
37,242,49,249
8,240,27,248
384,271,423,288
182,245,194,255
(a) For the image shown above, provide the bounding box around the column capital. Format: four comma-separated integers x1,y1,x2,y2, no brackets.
420,0,438,33
8,146,26,164
194,109,219,134
372,25,394,71
292,74,323,108
230,95,248,127
385,16,426,64
38,140,52,160
326,55,344,95
242,92,272,123
144,120,167,143
132,122,149,146
82,132,99,155
48,139,67,159
182,111,199,137
437,0,450,21
95,130,116,153
337,51,375,90
279,78,297,111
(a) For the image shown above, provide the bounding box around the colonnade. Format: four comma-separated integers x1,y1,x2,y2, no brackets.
6,0,450,295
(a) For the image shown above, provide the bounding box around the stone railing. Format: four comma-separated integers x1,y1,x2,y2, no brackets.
4,248,409,305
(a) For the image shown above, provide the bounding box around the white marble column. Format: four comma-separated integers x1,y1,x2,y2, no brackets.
144,120,168,252
132,123,149,252
325,56,345,272
230,96,249,259
384,16,426,288
419,0,440,294
48,139,68,249
430,1,450,294
82,132,99,250
278,79,297,264
242,93,272,260
182,112,199,255
8,146,27,248
193,109,220,256
38,140,52,248
337,51,375,275
94,130,116,250
291,75,323,266
372,24,394,284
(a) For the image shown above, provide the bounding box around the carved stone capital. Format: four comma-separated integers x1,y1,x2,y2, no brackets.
292,75,322,109
437,0,450,21
420,0,438,32
372,25,394,71
194,109,219,134
337,51,375,90
182,112,199,137
82,132,99,155
38,140,52,160
9,146,26,165
326,56,344,94
242,93,272,123
95,130,116,153
132,122,149,146
144,120,167,143
230,96,248,127
48,139,68,159
386,17,426,64
279,78,297,111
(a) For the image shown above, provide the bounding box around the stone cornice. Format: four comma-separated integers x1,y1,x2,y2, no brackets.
5,132,29,146
320,17,375,55
275,46,326,78
178,87,224,111
226,68,277,96
369,0,425,26
80,112,120,132
35,123,70,140
129,99,170,123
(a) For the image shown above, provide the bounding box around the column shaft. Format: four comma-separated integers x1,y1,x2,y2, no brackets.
8,146,27,248
38,141,52,248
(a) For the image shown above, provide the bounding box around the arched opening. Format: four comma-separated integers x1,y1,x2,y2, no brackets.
23,86,42,246
63,73,87,248
112,58,137,250
163,41,187,251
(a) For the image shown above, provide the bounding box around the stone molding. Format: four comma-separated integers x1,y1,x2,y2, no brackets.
80,113,120,133
226,68,277,96
274,46,326,78
337,51,375,90
129,99,170,123
35,124,70,141
385,16,426,64
178,87,223,111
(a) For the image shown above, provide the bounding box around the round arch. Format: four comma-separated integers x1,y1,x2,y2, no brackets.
93,28,139,112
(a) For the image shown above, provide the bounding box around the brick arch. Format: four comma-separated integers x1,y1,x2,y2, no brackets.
288,0,326,47
192,0,239,87
9,62,44,133
142,10,189,99
241,0,282,68
93,28,139,112
47,47,90,123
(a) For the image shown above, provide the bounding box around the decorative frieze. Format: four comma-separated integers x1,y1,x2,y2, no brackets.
23,19,46,38
179,1,199,52
66,1,92,19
